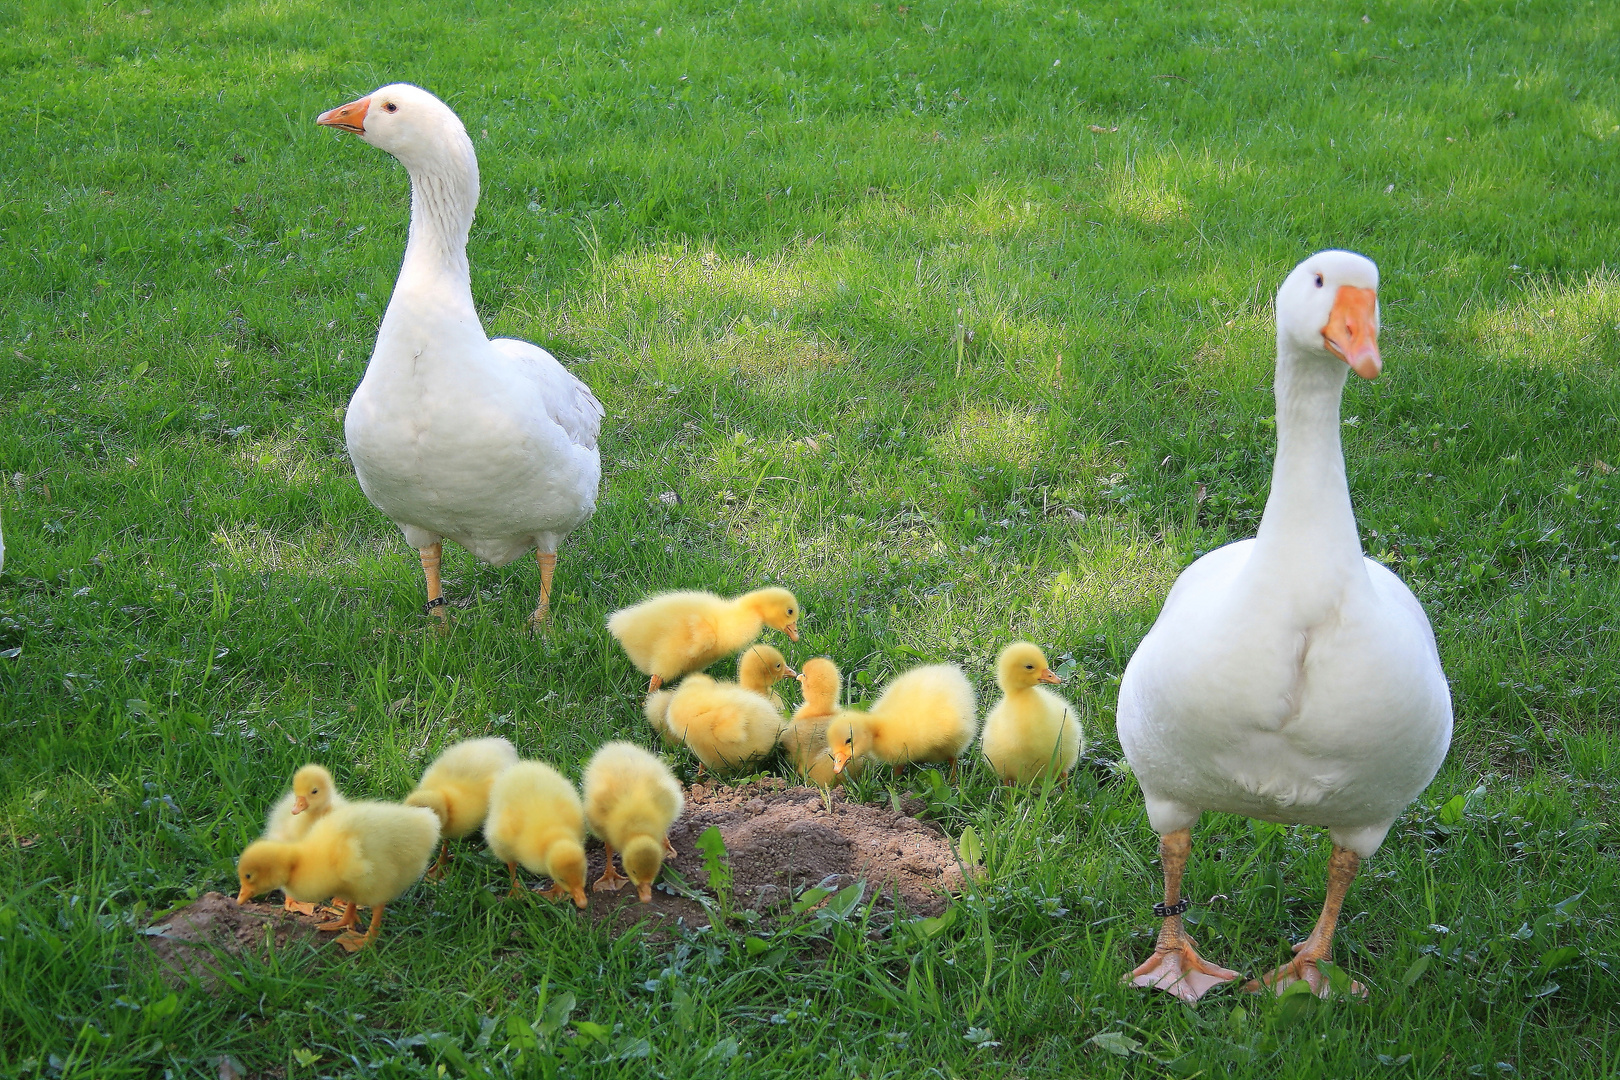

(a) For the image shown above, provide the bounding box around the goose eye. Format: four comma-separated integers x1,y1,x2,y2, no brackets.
1313,273,1324,288
384,102,399,113
1026,664,1034,669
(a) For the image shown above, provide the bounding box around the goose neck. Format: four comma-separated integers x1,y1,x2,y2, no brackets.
1254,340,1362,566
396,141,478,292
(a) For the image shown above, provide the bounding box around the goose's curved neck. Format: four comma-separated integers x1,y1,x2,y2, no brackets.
1253,339,1363,572
399,146,477,290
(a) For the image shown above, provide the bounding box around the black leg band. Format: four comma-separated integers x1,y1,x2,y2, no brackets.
424,596,449,612
1153,899,1191,918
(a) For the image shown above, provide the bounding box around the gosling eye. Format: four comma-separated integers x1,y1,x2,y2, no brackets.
1025,664,1034,670
787,608,795,616
384,102,399,113
1313,273,1324,288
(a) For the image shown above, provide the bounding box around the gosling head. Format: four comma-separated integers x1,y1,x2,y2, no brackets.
289,764,335,816
825,712,872,775
236,840,293,905
738,644,796,694
620,835,666,903
795,657,842,714
547,841,589,909
744,587,801,642
996,642,1061,692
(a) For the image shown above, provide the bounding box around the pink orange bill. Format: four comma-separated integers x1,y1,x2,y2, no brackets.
316,96,370,134
1323,285,1380,379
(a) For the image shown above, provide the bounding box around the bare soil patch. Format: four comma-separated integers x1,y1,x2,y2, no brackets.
580,779,966,934
139,891,337,986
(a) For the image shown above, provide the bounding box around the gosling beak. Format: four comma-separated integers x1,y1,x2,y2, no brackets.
236,884,254,905
1323,285,1381,379
571,887,588,909
794,670,806,684
290,795,309,815
782,665,799,679
636,881,653,903
1038,668,1062,685
316,95,370,134
784,623,800,642
830,750,849,775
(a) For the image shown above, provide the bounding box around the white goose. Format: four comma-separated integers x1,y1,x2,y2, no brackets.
316,85,602,626
1116,251,1452,1002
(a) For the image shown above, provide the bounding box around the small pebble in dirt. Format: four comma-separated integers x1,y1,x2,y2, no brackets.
745,798,766,814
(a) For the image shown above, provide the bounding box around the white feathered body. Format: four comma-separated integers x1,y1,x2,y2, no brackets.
1118,539,1451,855
347,317,602,565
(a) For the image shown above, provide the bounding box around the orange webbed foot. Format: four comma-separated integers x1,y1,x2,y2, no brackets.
1246,945,1368,999
593,865,629,892
1126,934,1241,1003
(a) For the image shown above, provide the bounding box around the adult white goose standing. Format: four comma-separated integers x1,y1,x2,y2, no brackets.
1116,250,1452,1002
316,84,602,627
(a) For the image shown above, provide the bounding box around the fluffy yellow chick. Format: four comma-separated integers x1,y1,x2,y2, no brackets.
582,741,684,902
646,644,795,744
646,673,786,776
779,657,862,786
236,801,440,952
826,663,977,779
607,587,801,691
404,736,519,878
485,761,588,908
980,642,1085,785
261,764,349,914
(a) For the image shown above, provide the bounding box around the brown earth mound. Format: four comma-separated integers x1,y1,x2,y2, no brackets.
139,892,336,986
580,779,967,933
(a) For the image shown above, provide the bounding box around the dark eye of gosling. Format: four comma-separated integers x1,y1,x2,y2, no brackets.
384,102,398,113
1314,273,1324,288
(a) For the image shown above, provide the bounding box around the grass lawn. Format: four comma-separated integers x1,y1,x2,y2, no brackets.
3,0,1619,1075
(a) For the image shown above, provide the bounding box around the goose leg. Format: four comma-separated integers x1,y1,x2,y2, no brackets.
528,550,557,629
420,543,450,629
663,835,677,859
1125,828,1239,1003
647,675,663,693
1247,845,1366,998
505,862,525,900
336,904,384,953
593,842,629,892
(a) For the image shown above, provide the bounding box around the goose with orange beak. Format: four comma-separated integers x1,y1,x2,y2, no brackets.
1115,251,1452,1002
314,84,602,631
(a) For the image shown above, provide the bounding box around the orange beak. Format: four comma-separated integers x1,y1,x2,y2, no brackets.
1323,286,1381,379
316,96,370,134
782,664,799,679
236,883,254,905
571,887,588,909
784,623,800,642
636,881,653,903
1038,669,1062,685
830,748,850,774
290,795,309,815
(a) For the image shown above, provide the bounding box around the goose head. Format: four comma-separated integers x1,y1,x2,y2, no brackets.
317,83,475,178
1276,250,1381,379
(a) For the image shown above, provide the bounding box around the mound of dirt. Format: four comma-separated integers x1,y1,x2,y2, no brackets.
580,779,967,933
139,892,336,986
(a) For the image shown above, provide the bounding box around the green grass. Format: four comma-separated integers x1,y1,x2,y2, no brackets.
2,0,1618,1075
